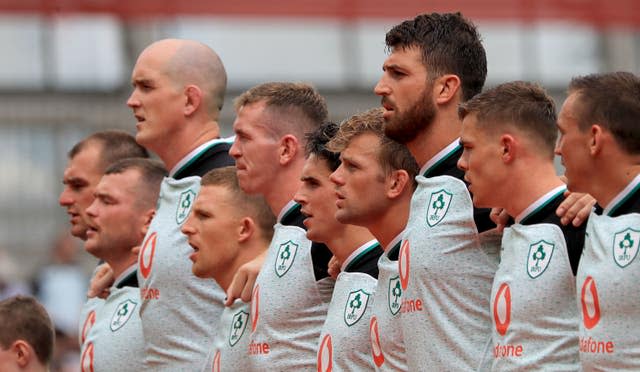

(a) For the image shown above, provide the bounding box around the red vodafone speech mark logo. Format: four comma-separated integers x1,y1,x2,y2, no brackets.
581,276,601,330
399,240,410,290
493,283,511,336
251,284,260,333
369,316,385,367
317,334,333,372
81,342,94,372
81,310,96,343
212,350,221,372
139,232,158,279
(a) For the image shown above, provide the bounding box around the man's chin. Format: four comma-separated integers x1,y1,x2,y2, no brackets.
84,242,100,256
334,210,352,225
71,226,89,241
191,267,211,280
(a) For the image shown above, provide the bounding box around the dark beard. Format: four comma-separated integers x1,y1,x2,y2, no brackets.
383,92,436,145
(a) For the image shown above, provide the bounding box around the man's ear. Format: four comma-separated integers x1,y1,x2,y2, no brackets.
184,85,203,116
589,124,605,156
386,169,411,199
140,209,156,236
278,135,300,165
500,134,517,164
12,340,34,367
238,217,256,243
434,74,462,105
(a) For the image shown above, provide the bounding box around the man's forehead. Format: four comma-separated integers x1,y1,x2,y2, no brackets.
302,155,331,177
63,160,101,182
96,172,136,192
385,46,423,64
345,132,380,151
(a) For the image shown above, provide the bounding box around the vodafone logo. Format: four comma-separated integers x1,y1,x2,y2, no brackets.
139,232,158,279
212,350,221,372
251,285,260,333
493,283,511,336
80,342,94,372
399,240,410,290
581,276,601,330
369,316,385,367
317,334,333,372
81,310,96,343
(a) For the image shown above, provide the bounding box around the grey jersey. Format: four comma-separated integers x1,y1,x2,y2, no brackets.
137,175,224,370
201,300,251,372
370,235,407,371
577,176,640,370
248,203,334,371
80,267,144,372
400,141,501,371
79,296,104,346
78,265,107,345
492,187,580,371
318,240,379,372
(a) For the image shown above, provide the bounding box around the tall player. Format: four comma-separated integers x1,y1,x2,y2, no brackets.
229,82,333,370
181,167,275,372
127,39,235,370
80,158,166,372
293,122,382,371
457,81,584,370
555,72,640,370
374,13,502,369
328,108,418,371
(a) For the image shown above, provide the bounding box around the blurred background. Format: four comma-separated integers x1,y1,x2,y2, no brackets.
0,0,638,370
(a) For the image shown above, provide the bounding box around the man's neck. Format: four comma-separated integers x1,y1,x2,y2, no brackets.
325,225,375,264
406,114,460,167
367,198,411,249
594,164,640,208
159,124,221,171
106,253,138,282
505,163,565,219
215,245,266,292
266,166,304,217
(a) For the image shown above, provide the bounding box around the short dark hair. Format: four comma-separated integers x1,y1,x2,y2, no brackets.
327,108,419,186
104,158,167,209
568,71,640,155
234,82,328,140
305,122,341,171
0,296,54,366
459,81,558,158
385,12,487,101
69,130,149,171
201,166,275,243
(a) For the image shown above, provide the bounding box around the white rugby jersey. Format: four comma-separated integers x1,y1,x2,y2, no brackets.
80,266,144,372
201,299,251,372
317,240,381,372
137,138,233,370
370,234,407,371
400,140,500,371
491,186,581,371
247,201,334,371
577,174,640,370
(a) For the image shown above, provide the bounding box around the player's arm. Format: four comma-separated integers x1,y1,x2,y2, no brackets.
327,256,341,280
87,263,114,299
556,190,595,227
225,250,267,305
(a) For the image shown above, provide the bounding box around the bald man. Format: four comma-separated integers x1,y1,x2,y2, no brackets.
126,39,235,370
